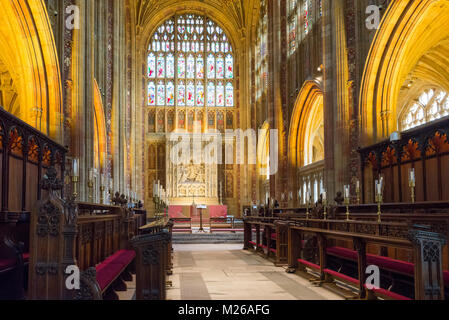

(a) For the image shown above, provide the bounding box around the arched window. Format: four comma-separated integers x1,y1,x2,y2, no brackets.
147,14,234,108
399,88,449,131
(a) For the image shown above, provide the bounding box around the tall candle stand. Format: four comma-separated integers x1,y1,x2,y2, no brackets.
356,181,361,205
100,185,105,204
306,193,310,220
409,168,416,204
344,196,350,221
87,180,94,202
376,193,383,223
71,176,79,200
323,197,328,220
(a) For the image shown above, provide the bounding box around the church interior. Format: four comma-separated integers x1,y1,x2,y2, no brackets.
1,0,449,302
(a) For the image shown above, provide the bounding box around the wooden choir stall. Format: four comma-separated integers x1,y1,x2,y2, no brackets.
0,109,173,300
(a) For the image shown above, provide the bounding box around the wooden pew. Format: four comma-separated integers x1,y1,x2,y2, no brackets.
0,108,67,300
130,217,173,300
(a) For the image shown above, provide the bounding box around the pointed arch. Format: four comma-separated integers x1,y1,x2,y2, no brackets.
360,0,449,144
0,0,62,141
94,79,107,171
288,80,324,169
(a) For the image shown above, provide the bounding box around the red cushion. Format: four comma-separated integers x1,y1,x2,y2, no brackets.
249,241,256,246
271,233,277,240
324,268,359,285
22,253,30,263
298,258,320,270
269,248,277,253
0,258,16,271
364,285,412,300
326,247,415,276
96,250,135,291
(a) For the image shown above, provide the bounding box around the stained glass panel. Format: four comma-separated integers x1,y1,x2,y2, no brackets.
216,82,224,106
207,82,215,106
187,81,195,106
148,53,156,78
187,54,195,78
157,54,165,78
157,82,165,106
166,81,175,106
196,82,204,106
196,55,204,79
178,54,186,78
225,83,233,107
177,81,186,106
166,54,175,78
207,54,215,79
225,55,233,79
216,55,224,79
148,82,156,106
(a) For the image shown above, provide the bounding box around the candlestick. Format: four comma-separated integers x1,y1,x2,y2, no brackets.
72,158,79,177
344,185,350,221
356,180,361,205
306,190,310,219
71,175,79,200
322,190,327,220
409,168,416,203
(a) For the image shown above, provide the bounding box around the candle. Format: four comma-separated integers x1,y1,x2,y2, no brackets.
409,168,415,183
109,178,113,190
344,185,350,198
356,180,360,191
322,191,327,201
89,168,94,181
72,158,79,177
376,180,382,195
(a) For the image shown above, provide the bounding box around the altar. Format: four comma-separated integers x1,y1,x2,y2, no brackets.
165,138,221,206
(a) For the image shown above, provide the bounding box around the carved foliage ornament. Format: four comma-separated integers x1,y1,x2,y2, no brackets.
142,245,160,265
37,201,61,237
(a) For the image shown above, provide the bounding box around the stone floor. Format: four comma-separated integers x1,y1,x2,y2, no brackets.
167,244,342,300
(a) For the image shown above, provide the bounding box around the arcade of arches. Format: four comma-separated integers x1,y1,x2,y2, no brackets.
2,0,449,301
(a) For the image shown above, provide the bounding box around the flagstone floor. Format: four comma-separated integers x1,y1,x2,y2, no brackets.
167,244,342,300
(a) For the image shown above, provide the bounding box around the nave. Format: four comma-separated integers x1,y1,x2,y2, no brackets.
167,244,340,301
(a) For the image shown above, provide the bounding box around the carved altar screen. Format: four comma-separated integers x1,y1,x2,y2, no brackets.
166,140,218,205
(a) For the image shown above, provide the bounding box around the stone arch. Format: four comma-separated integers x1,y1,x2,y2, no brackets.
360,0,449,144
288,80,324,169
93,79,107,171
0,0,62,141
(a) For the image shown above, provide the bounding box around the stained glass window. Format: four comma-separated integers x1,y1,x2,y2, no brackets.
147,14,234,108
400,88,449,131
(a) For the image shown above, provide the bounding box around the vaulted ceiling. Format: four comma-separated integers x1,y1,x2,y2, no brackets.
130,0,261,51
